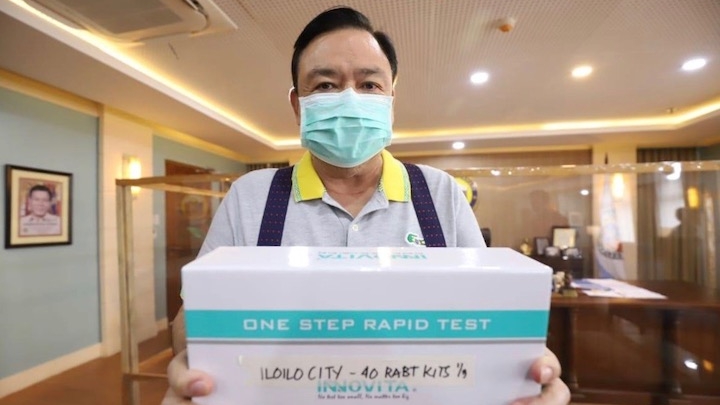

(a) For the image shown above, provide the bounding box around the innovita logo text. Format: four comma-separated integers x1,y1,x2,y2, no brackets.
317,379,411,394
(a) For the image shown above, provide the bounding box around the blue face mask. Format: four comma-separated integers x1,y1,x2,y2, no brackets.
299,88,393,168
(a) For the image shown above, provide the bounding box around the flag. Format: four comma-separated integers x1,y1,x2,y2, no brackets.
595,174,627,279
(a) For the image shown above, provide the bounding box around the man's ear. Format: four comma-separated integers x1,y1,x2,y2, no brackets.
391,87,396,124
290,88,301,126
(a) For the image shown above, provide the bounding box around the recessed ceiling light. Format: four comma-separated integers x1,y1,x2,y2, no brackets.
470,71,489,85
452,141,465,150
682,58,707,71
580,189,590,196
571,65,593,78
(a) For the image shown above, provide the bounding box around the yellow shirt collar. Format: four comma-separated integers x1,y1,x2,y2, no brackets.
292,150,410,203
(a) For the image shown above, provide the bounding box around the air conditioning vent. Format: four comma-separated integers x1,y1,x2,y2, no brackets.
25,0,235,42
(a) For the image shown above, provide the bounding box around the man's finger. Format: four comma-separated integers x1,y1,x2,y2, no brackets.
167,349,214,398
511,378,571,405
161,387,196,405
531,348,562,384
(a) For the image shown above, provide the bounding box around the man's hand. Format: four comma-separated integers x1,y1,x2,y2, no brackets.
161,349,215,405
163,308,567,405
512,348,571,405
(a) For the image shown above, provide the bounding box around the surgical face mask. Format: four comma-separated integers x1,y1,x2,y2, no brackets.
299,88,393,168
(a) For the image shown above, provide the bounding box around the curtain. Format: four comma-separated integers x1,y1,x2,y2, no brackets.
636,148,712,286
637,148,698,163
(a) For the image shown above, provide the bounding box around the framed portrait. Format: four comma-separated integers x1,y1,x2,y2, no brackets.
552,226,577,249
5,165,72,248
534,237,549,256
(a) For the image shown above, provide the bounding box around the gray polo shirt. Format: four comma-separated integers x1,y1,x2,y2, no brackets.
198,152,486,256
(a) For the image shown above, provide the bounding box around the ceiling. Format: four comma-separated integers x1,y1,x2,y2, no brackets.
1,0,720,162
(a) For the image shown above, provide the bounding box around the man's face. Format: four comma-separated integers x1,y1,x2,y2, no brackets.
291,28,394,123
28,190,51,217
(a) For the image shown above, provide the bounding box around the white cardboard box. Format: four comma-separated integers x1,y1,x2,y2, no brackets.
182,246,552,405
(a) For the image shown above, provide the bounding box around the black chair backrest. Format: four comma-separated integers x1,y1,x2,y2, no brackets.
481,227,491,247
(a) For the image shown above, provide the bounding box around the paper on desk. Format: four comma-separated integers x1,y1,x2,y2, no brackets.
582,289,624,298
572,278,667,299
571,279,611,291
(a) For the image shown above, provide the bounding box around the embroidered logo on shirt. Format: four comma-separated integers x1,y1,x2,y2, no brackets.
405,232,426,247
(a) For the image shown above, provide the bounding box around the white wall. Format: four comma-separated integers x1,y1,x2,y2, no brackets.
99,109,157,355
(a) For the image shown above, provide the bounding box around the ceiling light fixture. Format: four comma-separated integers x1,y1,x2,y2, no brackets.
682,58,707,71
470,72,489,85
452,141,466,150
571,65,593,78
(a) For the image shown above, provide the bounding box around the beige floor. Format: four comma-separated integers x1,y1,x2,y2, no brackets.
0,352,168,405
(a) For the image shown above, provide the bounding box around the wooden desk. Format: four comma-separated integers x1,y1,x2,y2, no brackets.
550,281,720,405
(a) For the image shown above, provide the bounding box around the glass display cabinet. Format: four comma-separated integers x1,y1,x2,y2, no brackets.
116,160,720,405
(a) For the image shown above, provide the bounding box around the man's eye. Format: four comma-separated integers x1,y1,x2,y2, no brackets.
316,82,336,91
360,82,381,91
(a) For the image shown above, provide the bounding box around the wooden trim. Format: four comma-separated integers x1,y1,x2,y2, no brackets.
105,107,250,162
0,72,247,164
117,184,140,405
156,317,168,331
154,128,250,162
390,144,592,158
0,69,99,116
116,174,239,198
0,343,101,398
571,387,720,405
124,182,228,198
125,372,167,381
115,173,239,186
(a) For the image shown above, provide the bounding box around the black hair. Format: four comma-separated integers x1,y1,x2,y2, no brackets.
291,6,398,90
28,184,52,199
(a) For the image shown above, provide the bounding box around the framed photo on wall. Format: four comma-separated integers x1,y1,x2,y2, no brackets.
552,226,577,249
5,165,72,248
534,237,549,256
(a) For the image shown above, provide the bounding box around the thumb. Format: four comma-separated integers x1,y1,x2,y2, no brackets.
167,349,214,398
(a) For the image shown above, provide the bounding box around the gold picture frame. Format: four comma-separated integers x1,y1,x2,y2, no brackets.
5,165,72,248
552,226,577,249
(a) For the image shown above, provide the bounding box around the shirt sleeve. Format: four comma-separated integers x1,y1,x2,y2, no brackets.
415,164,487,248
452,180,488,248
197,182,240,257
196,169,276,257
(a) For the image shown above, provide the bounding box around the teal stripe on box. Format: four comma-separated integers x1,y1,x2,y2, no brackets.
185,310,548,340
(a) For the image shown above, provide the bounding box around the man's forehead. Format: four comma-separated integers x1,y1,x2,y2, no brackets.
298,29,390,73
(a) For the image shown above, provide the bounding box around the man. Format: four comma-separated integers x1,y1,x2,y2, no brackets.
163,7,569,405
523,189,569,241
19,184,61,236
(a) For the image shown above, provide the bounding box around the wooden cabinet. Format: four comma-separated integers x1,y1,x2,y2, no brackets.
530,254,585,278
550,281,720,404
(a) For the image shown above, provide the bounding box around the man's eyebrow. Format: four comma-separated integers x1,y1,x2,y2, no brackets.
305,67,386,80
306,67,339,80
355,67,382,77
